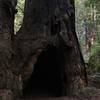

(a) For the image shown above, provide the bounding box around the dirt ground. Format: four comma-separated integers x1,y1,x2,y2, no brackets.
21,96,100,100
20,87,100,100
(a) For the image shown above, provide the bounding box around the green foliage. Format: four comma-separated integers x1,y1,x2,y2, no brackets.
91,42,100,55
97,32,100,43
14,0,25,33
88,51,100,74
91,32,100,55
85,0,100,6
88,32,100,74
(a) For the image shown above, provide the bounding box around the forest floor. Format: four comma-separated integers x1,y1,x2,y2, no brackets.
21,95,100,100
20,72,100,100
20,87,100,100
20,82,100,100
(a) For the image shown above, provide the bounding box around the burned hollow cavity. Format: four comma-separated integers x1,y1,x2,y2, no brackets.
23,45,64,97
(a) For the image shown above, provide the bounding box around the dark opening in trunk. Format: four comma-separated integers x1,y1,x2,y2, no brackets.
23,45,62,97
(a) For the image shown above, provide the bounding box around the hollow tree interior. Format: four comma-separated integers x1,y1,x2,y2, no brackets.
23,45,63,97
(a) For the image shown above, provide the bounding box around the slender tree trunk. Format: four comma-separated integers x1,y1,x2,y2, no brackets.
16,0,87,96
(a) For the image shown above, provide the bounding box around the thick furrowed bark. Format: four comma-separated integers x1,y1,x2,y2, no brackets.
0,0,21,99
16,0,87,97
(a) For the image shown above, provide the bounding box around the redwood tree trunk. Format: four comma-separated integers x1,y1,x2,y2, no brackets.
16,0,87,96
0,0,21,99
0,0,14,89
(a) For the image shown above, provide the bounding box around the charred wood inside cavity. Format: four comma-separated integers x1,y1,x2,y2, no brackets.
23,45,63,97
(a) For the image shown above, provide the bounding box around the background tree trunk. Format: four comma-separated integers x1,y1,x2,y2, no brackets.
16,0,87,96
